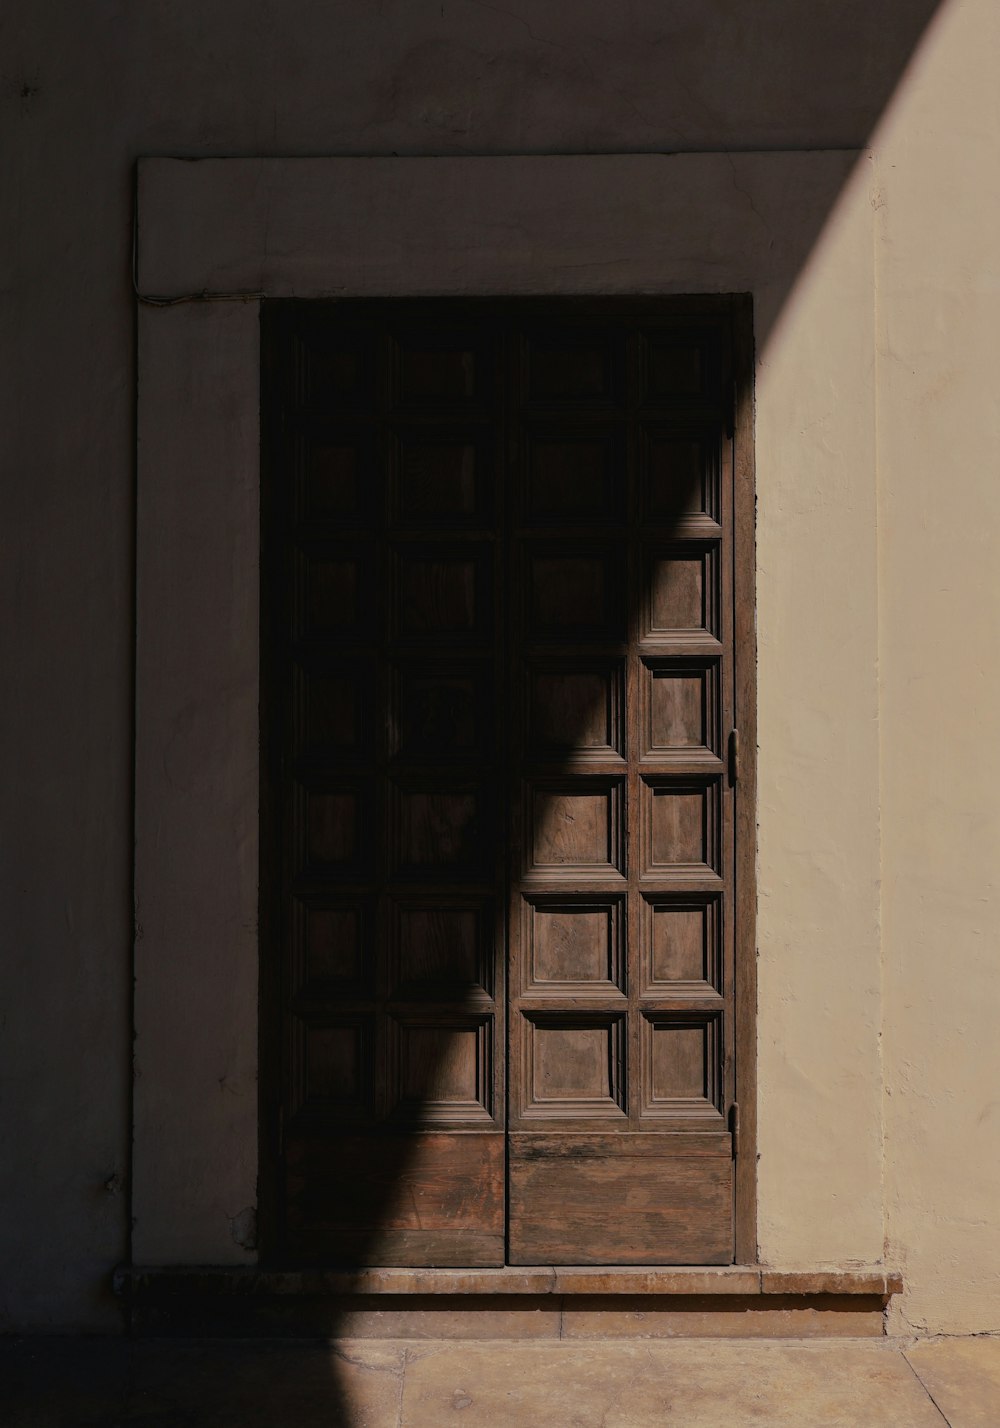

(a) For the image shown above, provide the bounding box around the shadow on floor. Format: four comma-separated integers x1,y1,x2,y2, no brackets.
6,1334,997,1427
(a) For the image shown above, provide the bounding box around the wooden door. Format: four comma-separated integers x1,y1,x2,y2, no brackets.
261,299,751,1268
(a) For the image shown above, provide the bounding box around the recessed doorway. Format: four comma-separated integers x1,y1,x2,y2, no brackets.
259,296,755,1267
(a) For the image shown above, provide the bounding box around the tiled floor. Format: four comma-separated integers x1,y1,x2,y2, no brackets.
3,1334,998,1426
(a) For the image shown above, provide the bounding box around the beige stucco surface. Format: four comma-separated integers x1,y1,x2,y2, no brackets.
753,170,883,1267
875,0,1000,1335
133,303,260,1263
4,0,1000,1334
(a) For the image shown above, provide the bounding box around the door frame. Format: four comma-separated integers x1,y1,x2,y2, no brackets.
730,298,757,1264
132,150,878,1271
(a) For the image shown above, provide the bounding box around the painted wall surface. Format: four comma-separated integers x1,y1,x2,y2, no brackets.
133,303,261,1264
2,0,997,1333
753,171,883,1269
874,0,1000,1336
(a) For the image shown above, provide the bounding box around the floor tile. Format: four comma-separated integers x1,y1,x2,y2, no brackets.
400,1340,945,1427
906,1337,1000,1427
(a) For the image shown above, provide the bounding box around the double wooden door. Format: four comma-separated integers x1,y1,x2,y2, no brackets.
261,298,752,1267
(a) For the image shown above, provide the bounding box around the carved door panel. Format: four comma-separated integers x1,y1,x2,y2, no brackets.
263,300,745,1267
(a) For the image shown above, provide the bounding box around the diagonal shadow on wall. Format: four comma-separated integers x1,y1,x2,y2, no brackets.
125,3,950,1422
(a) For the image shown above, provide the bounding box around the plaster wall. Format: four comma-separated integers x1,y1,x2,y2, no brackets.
133,304,260,1263
874,0,1000,1336
2,0,997,1334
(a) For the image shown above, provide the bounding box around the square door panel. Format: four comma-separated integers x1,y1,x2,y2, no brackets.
526,660,624,758
297,429,376,524
524,547,625,640
392,431,491,525
524,896,624,992
295,660,372,761
299,779,372,877
389,1016,493,1123
523,432,623,522
295,1016,374,1119
526,779,625,877
297,546,374,642
641,1013,722,1119
641,895,721,992
390,780,490,878
294,896,374,994
394,331,491,405
524,331,623,404
641,427,720,525
642,543,719,640
640,658,719,760
641,778,720,875
296,332,375,413
392,662,492,760
393,545,492,642
522,1014,625,1118
640,330,720,405
389,899,493,995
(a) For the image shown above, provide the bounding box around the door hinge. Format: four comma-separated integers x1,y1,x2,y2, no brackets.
727,728,740,786
728,1101,740,1158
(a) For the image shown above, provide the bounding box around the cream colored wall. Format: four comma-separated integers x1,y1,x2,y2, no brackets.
4,0,1000,1334
751,0,1000,1314
875,0,1000,1335
755,163,884,1268
133,304,260,1263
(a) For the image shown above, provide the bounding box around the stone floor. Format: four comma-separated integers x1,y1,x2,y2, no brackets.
3,1334,999,1426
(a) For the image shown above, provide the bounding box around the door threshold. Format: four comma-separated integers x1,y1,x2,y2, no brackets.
115,1264,901,1339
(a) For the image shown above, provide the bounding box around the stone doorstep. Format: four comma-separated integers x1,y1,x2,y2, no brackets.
114,1265,901,1339
116,1264,902,1299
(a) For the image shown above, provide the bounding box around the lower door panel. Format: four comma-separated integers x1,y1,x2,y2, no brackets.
508,1133,733,1265
285,1131,505,1266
